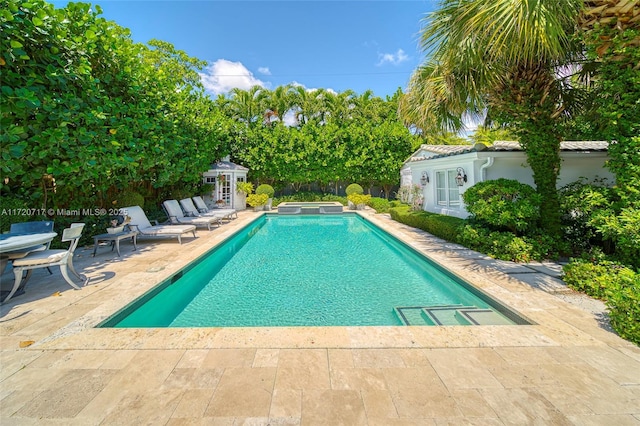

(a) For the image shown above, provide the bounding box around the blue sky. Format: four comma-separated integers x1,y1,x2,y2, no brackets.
53,0,438,98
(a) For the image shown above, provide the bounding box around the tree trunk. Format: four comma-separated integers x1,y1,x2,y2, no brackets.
518,122,563,238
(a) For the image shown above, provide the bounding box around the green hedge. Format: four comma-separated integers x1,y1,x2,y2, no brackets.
563,259,640,345
389,206,464,242
368,197,392,213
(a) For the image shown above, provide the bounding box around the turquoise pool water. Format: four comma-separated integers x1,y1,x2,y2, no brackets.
102,215,525,327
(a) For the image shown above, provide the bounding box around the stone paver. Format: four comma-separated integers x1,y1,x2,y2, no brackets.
1,209,638,425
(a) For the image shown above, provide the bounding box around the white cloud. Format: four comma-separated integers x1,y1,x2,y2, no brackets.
376,48,409,66
290,81,337,95
199,59,267,95
258,67,271,75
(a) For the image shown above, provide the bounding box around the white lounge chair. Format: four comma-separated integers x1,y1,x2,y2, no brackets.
179,198,228,222
121,205,196,244
162,200,221,231
4,223,88,303
192,196,237,220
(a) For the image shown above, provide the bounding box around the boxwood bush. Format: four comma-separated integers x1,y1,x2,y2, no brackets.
345,183,364,196
389,206,464,242
255,184,275,198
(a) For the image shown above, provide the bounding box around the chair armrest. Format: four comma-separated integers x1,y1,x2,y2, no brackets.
128,224,141,232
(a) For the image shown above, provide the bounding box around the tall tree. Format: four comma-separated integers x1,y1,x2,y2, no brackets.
227,85,264,126
260,85,294,126
400,0,584,236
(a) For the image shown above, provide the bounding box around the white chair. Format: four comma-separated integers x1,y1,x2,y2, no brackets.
120,206,197,244
179,198,228,222
4,223,88,303
192,196,237,220
162,200,221,231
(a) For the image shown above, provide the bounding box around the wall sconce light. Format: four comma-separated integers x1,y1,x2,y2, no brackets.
455,167,467,186
420,171,429,187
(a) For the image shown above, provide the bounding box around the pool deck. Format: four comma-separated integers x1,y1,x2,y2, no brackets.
1,209,638,425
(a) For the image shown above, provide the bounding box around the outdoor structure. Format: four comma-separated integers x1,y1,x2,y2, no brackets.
202,156,249,210
401,141,614,218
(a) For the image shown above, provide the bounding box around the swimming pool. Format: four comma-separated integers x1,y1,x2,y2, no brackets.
100,214,529,327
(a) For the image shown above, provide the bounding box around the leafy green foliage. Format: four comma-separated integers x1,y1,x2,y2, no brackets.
112,191,145,208
255,184,274,198
458,225,564,262
345,183,364,196
389,206,464,242
0,0,232,213
236,182,254,195
226,89,416,196
273,192,347,206
368,197,392,213
246,193,268,207
563,259,640,345
347,193,371,206
462,179,541,234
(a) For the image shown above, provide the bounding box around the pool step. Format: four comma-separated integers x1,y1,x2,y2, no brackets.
394,305,512,326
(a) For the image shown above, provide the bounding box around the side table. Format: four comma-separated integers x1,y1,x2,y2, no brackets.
92,230,138,257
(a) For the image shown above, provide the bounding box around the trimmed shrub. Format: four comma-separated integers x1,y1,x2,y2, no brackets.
462,178,541,234
458,225,563,262
369,197,391,213
247,193,269,207
255,184,274,198
347,193,371,207
389,206,464,242
345,183,364,196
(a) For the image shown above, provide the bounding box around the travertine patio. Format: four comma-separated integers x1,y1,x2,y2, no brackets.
1,209,638,425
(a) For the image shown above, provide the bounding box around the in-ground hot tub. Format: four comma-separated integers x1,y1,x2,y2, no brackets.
277,201,344,214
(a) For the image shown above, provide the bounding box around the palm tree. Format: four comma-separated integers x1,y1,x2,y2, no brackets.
400,0,584,236
227,85,264,126
324,89,356,124
260,85,294,125
291,86,324,126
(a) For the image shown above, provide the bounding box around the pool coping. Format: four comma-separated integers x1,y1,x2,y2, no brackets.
2,208,632,352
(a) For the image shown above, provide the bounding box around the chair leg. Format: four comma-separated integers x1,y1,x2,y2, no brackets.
4,267,26,302
67,258,88,285
60,265,82,290
47,267,53,275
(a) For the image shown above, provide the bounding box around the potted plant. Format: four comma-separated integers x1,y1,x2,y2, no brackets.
255,184,274,211
247,193,269,211
107,215,131,234
347,193,371,210
236,182,254,210
345,183,364,210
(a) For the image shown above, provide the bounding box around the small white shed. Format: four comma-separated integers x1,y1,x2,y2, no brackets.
400,141,614,219
202,156,249,210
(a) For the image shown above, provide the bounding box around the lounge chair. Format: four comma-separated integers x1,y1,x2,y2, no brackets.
4,223,88,302
162,200,221,231
121,205,196,244
192,196,237,220
179,198,228,222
